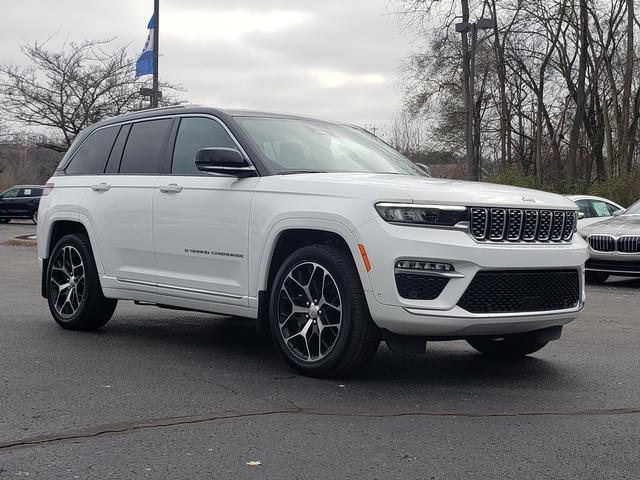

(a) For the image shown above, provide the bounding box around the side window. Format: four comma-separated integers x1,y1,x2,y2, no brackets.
66,126,119,175
18,188,32,197
575,200,592,218
120,119,173,174
605,203,620,215
172,117,236,174
591,200,612,218
1,188,19,199
30,188,43,197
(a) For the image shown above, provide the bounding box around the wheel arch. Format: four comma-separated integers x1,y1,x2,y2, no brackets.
255,221,373,333
41,215,103,298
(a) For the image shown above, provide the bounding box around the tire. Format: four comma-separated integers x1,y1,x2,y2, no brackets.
585,271,609,284
467,337,548,359
46,233,117,330
269,244,380,378
0,218,9,224
31,209,38,224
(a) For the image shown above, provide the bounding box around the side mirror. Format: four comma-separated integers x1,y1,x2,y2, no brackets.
577,212,585,219
416,163,432,177
612,209,625,217
195,147,256,177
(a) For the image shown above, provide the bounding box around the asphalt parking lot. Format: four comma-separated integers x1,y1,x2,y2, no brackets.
0,221,638,479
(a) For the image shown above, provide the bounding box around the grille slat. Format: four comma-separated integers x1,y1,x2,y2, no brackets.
470,208,576,243
618,236,640,253
458,270,580,314
588,235,616,252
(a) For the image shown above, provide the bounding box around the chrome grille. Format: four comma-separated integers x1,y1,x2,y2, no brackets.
588,235,615,252
470,208,577,242
618,236,640,253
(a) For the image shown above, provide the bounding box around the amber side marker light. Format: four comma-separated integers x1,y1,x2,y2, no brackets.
358,244,372,272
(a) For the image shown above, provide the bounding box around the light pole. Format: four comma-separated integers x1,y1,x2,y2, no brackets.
151,0,160,108
455,18,495,180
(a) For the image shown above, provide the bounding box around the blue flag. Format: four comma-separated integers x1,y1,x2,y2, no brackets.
135,15,156,77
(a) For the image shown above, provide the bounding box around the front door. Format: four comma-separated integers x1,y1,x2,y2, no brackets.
153,116,257,306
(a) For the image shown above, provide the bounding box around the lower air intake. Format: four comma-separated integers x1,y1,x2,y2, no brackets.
458,270,580,314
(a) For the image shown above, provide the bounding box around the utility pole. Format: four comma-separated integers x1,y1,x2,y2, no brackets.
151,0,160,108
455,17,495,181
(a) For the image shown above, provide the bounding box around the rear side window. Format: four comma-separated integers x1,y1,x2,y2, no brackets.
172,117,236,174
120,119,173,174
66,126,119,175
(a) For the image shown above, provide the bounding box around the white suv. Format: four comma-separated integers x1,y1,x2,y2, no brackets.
38,106,588,377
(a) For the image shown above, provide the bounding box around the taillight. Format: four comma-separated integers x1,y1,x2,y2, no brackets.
42,183,54,196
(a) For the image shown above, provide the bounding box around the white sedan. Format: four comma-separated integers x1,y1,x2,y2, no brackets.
567,195,624,231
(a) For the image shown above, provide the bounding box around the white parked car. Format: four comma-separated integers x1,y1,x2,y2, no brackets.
567,195,624,231
37,106,588,377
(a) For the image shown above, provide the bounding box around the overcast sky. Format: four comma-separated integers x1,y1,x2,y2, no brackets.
0,0,416,127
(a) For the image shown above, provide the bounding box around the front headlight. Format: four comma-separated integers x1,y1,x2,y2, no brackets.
375,203,469,226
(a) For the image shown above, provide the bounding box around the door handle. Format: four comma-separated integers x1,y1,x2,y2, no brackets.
91,182,111,192
159,183,183,194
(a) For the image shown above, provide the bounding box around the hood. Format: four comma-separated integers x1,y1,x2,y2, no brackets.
265,173,576,209
581,215,640,236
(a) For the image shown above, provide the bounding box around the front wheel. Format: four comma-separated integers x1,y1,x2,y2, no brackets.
269,244,380,378
47,233,117,330
467,337,548,359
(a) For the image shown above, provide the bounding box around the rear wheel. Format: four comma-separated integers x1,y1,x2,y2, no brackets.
585,271,608,284
31,209,38,224
269,244,380,378
467,337,548,359
47,233,117,330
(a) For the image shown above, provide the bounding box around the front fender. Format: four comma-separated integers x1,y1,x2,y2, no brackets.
250,216,374,308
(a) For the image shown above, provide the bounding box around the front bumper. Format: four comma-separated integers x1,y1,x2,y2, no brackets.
586,249,640,276
357,217,588,336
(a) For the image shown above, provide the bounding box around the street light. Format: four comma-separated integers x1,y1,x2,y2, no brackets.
455,17,496,180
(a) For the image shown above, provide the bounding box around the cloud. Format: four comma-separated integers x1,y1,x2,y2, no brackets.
163,9,314,41
0,0,412,126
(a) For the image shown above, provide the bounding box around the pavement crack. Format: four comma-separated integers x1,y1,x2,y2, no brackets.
1,407,638,453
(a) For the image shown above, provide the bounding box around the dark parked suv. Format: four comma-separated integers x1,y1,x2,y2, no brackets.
0,185,44,224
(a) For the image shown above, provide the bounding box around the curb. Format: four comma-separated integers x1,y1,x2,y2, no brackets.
3,235,37,247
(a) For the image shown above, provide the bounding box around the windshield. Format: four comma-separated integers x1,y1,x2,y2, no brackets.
235,116,426,176
625,199,640,215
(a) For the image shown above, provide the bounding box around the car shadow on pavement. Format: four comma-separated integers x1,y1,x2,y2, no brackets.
75,313,575,389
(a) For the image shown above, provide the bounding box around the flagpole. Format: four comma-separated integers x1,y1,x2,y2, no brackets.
152,0,159,108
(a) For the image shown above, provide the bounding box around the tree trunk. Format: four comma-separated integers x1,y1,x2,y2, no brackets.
566,0,588,180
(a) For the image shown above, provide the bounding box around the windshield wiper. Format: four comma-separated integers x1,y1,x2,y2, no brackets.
279,170,328,175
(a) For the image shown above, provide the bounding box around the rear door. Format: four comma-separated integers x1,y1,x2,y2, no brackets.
153,116,258,305
16,187,42,218
88,118,174,292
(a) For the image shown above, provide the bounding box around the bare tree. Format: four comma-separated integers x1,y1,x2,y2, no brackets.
0,39,184,151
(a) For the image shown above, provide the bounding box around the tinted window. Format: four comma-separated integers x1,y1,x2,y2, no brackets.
104,125,129,174
575,200,592,218
1,188,19,199
605,203,620,215
120,119,173,174
19,188,42,197
66,126,119,174
172,118,236,174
